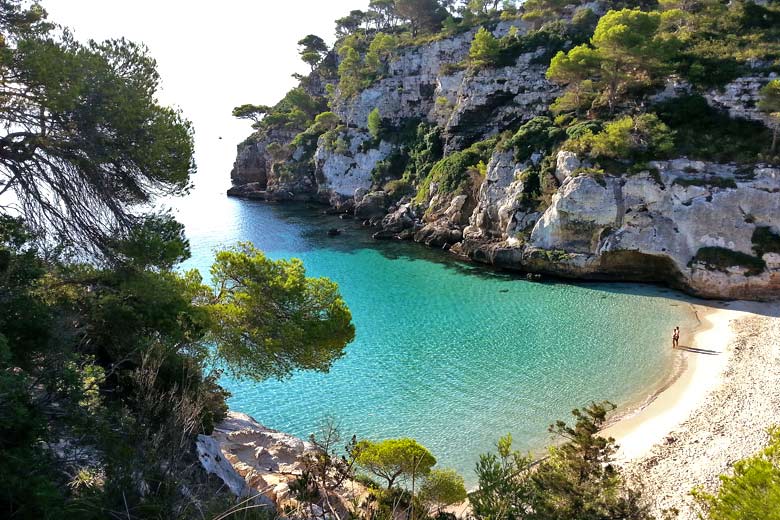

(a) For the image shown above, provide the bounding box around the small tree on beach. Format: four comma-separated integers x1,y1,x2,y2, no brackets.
472,402,653,520
356,438,436,489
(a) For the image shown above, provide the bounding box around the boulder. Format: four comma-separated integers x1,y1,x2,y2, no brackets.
354,191,389,220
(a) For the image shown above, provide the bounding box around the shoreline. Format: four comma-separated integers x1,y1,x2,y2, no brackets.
602,301,732,462
603,299,780,518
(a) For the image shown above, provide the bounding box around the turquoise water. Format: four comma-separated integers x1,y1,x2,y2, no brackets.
175,191,697,485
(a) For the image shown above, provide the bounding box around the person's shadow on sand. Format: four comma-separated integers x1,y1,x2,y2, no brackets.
675,345,720,355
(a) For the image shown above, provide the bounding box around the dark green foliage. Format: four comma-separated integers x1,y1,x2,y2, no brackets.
655,95,775,164
567,113,675,162
565,120,604,140
372,151,409,185
0,3,356,517
415,139,495,202
298,34,329,70
471,402,652,520
470,434,534,520
669,1,780,88
370,121,443,189
208,243,355,381
672,176,738,190
368,107,383,139
395,0,447,36
502,116,564,162
752,226,780,258
693,427,780,520
497,21,575,68
0,6,195,255
689,246,766,276
404,122,444,184
111,214,190,271
469,26,501,68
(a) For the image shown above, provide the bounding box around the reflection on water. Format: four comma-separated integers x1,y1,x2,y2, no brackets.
175,192,698,485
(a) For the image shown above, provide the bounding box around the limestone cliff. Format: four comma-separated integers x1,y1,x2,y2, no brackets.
228,5,780,301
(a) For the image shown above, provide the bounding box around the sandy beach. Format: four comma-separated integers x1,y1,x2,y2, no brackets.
603,300,780,519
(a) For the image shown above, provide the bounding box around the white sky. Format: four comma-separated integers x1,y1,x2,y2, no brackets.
46,0,367,193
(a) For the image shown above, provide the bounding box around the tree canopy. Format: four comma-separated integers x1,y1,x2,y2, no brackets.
547,8,676,114
356,438,437,488
0,2,195,254
298,34,329,70
418,468,467,513
207,243,355,381
469,26,500,68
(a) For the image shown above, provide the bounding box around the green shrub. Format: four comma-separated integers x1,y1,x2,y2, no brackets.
383,179,414,198
752,226,780,257
502,116,564,162
469,27,501,68
693,427,780,519
689,246,766,276
655,95,775,164
368,107,382,140
672,176,738,190
497,20,573,67
568,114,675,161
414,139,496,203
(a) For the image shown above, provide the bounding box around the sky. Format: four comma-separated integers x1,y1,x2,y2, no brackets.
46,0,367,193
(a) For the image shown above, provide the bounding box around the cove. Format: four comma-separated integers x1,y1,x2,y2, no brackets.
176,193,698,486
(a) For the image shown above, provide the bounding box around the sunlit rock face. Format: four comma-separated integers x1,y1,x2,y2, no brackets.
197,412,363,517
228,11,780,300
524,158,780,300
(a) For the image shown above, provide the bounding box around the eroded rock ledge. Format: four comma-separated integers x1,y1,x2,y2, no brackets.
197,412,363,518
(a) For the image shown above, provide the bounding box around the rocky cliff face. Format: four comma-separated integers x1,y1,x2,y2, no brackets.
523,157,780,299
228,15,780,300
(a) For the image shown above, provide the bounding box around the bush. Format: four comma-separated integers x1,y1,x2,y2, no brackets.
384,179,414,198
752,227,780,257
672,176,738,190
368,107,382,139
568,114,675,161
419,469,467,514
469,27,501,68
655,95,775,164
414,139,496,203
502,116,564,162
497,20,574,67
689,246,766,276
693,427,780,519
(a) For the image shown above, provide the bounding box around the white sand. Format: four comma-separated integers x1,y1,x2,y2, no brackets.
605,300,780,518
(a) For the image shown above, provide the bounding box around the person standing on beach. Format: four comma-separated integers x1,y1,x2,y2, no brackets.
672,326,680,349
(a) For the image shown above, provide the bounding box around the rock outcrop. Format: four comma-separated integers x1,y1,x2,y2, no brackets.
522,158,780,299
197,412,364,518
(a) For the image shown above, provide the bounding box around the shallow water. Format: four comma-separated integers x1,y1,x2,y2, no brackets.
176,191,697,485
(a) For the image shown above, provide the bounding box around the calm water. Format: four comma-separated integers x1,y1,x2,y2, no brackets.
175,188,697,485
